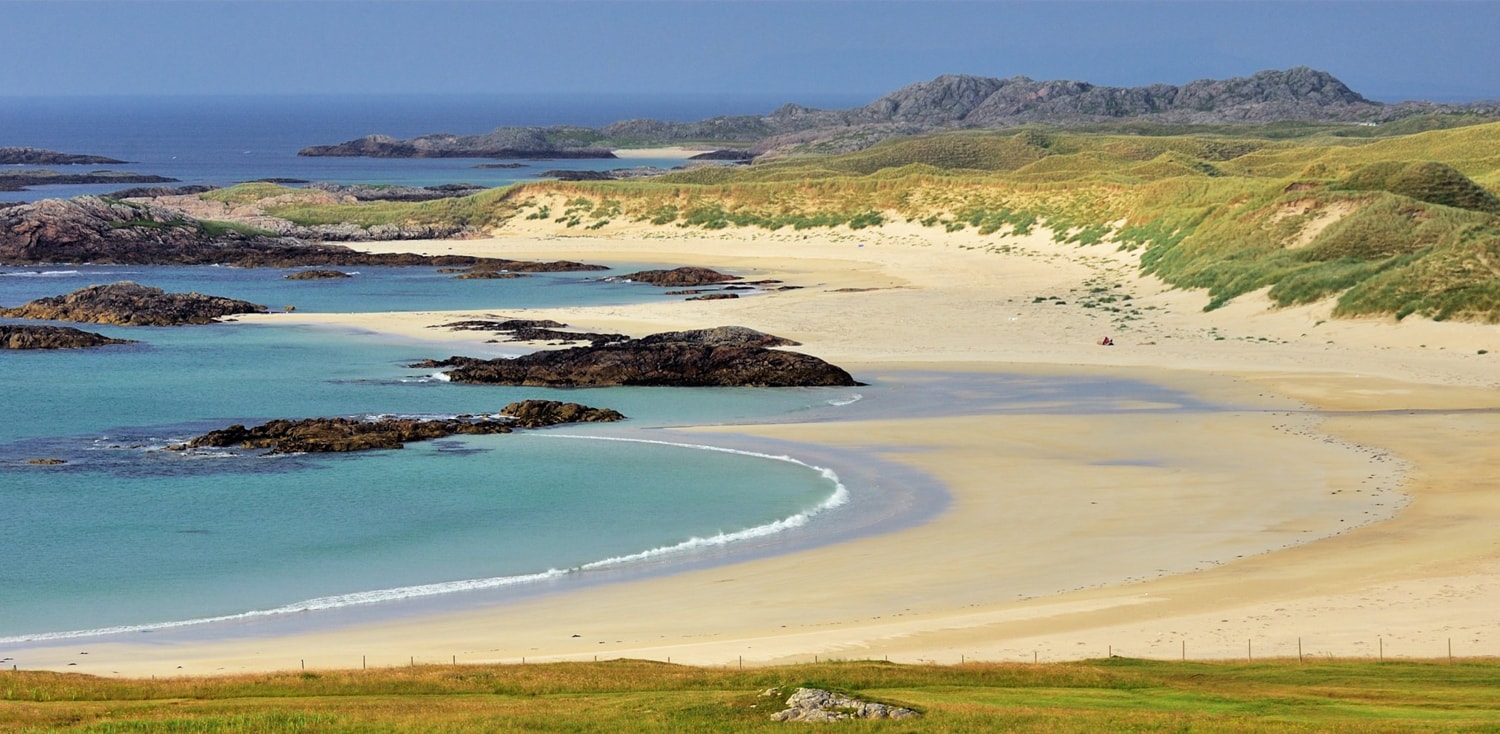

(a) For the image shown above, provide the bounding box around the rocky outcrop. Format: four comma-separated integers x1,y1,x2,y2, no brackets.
170,400,624,454
768,688,920,722
0,170,175,193
538,166,668,181
107,185,219,199
0,147,126,165
688,150,755,161
613,266,739,286
0,324,137,349
422,327,858,387
284,269,352,280
0,196,607,270
0,282,267,326
686,293,738,301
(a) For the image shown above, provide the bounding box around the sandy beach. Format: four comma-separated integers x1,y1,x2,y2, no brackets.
9,210,1500,676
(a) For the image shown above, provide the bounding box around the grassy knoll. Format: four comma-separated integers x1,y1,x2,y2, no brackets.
196,120,1500,321
4,658,1500,732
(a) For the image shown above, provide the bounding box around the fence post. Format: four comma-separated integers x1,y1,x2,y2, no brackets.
1298,637,1303,664
1247,639,1252,662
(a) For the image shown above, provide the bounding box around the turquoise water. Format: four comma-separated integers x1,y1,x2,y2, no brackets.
0,269,860,640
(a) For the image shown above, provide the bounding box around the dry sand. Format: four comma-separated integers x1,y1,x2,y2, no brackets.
10,212,1500,676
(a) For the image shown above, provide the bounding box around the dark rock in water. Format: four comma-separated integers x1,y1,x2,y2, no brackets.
170,400,624,455
25,458,68,465
498,400,626,428
613,266,739,287
686,293,739,301
453,268,528,280
665,289,705,296
429,327,857,387
473,162,528,169
284,269,352,280
0,147,127,165
246,178,311,185
1,324,137,349
0,282,267,326
688,149,756,161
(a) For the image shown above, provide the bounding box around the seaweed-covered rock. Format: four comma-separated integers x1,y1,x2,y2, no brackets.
0,282,266,326
0,324,136,349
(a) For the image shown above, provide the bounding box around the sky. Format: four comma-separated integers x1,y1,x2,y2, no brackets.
1,0,1496,103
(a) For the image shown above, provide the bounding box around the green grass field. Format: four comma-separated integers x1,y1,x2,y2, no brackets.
5,658,1500,732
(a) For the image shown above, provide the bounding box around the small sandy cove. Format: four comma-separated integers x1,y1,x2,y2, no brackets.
15,212,1500,676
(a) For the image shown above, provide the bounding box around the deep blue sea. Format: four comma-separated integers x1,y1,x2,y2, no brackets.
0,94,876,641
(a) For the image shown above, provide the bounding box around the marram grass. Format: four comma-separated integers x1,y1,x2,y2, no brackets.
5,658,1500,732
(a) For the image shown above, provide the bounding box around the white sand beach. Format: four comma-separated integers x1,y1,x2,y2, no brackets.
11,212,1500,676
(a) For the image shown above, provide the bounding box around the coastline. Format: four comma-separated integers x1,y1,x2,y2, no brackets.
7,216,1500,675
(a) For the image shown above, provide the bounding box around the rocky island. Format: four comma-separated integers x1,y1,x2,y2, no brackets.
1,282,267,326
0,170,176,193
171,400,625,454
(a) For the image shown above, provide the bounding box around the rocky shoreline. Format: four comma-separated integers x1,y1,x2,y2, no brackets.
0,147,128,165
1,282,267,326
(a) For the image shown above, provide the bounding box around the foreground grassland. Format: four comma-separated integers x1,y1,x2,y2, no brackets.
216,118,1500,322
4,659,1500,732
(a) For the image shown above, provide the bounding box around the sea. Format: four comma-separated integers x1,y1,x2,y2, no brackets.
0,93,888,642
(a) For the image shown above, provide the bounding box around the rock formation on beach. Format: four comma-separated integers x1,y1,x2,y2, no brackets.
419,326,858,387
0,282,267,326
432,318,629,346
171,400,625,454
0,324,137,349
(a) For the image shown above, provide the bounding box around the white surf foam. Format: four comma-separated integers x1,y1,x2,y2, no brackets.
0,435,848,645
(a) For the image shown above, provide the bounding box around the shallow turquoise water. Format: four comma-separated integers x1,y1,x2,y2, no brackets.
0,269,857,639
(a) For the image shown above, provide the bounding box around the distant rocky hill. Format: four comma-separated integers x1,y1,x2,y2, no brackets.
299,68,1499,159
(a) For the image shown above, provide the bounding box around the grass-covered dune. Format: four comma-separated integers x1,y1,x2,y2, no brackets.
220,119,1500,322
7,658,1500,732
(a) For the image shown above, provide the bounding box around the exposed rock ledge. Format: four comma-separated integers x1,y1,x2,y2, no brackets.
0,282,267,326
768,687,921,722
0,147,127,165
0,324,137,349
611,266,740,287
414,326,856,388
170,400,625,454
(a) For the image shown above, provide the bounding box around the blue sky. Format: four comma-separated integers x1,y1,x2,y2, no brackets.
2,1,1496,103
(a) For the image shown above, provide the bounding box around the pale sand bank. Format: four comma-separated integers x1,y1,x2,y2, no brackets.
8,217,1500,675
